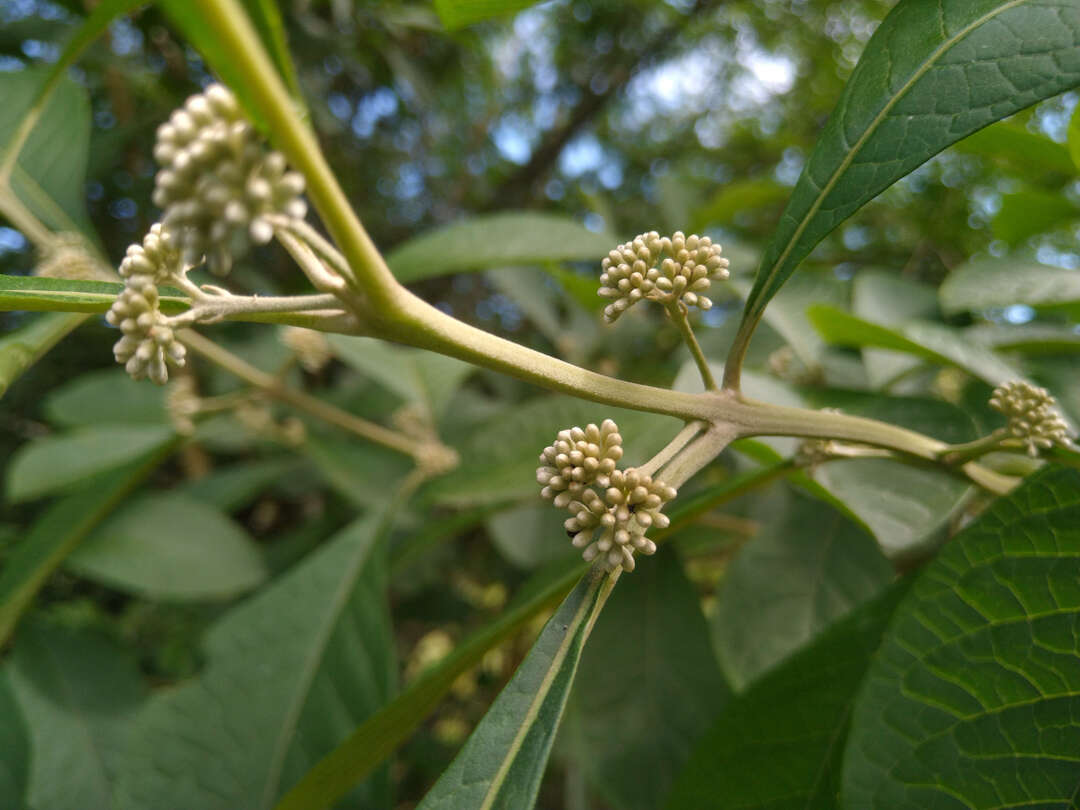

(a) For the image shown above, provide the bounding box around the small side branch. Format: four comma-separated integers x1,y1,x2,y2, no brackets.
667,302,718,391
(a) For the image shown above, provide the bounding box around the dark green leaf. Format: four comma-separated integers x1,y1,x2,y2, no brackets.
487,503,576,569
940,257,1080,318
180,457,303,511
0,313,86,399
0,439,178,645
667,583,909,810
44,368,168,427
568,549,729,810
415,569,616,810
0,670,29,808
712,488,894,691
385,213,615,283
304,433,414,509
6,425,176,503
841,466,1080,809
7,620,145,810
67,494,267,600
116,512,395,810
737,0,1080,340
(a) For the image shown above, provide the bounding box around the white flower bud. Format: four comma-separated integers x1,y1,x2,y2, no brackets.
989,381,1074,456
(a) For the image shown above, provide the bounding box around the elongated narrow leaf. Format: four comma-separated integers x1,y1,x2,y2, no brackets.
0,274,187,314
116,512,395,810
7,620,145,810
0,439,178,646
567,549,729,810
433,0,544,29
0,670,29,808
0,313,86,398
853,271,938,389
274,557,583,810
940,257,1080,318
6,425,176,503
385,212,615,283
841,465,1080,809
807,305,1025,386
238,0,304,104
666,583,910,810
43,368,168,427
738,0,1080,336
712,488,894,691
416,570,617,810
67,494,267,600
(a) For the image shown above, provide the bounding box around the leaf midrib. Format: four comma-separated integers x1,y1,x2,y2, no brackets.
748,0,1028,318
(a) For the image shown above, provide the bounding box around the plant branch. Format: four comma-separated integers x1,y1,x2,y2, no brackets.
667,302,717,391
178,328,439,462
636,420,704,477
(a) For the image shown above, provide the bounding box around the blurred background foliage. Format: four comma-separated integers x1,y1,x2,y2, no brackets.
2,0,1080,807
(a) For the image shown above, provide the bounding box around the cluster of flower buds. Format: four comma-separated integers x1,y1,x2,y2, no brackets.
598,231,730,323
281,326,333,373
537,420,675,572
106,224,186,384
989,381,1074,456
153,84,306,275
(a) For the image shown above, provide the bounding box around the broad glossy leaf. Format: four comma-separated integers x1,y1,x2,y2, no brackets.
940,257,1080,318
0,442,178,645
807,305,1025,386
415,570,616,810
992,190,1080,244
853,271,938,389
385,212,615,283
326,334,473,421
0,274,186,314
274,556,582,810
667,583,909,810
737,0,1080,338
6,424,176,503
712,488,894,691
67,494,267,600
117,512,395,810
44,368,168,427
425,396,677,506
0,670,29,808
568,549,729,810
841,466,1080,809
1,68,93,234
0,313,86,398
433,0,546,30
7,620,145,810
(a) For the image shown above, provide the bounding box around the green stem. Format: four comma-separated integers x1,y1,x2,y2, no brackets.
938,430,1008,465
637,420,704,477
667,301,717,391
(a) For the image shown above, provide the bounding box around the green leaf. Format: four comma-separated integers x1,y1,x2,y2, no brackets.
433,0,545,30
415,569,616,810
0,274,188,314
953,120,1075,175
1068,101,1080,172
0,313,86,399
852,271,938,389
967,323,1080,354
116,511,395,810
807,305,1025,386
0,670,29,808
6,425,176,503
712,488,894,691
7,620,145,810
67,494,267,601
180,457,304,511
666,583,910,810
737,0,1080,337
237,0,304,104
992,190,1080,244
44,368,168,427
487,503,573,569
0,439,178,646
940,257,1080,318
692,178,789,231
274,556,582,810
385,212,615,283
425,396,678,506
1,68,93,234
326,334,473,421
567,549,730,810
304,433,414,509
841,465,1080,809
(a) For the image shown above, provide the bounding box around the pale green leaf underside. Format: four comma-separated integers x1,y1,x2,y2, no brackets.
0,274,186,315
741,0,1080,328
940,258,1080,317
842,465,1080,809
385,212,615,283
416,571,613,810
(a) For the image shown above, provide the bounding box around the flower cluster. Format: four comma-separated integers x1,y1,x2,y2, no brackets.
153,84,306,274
537,420,675,572
598,231,730,323
106,224,186,384
281,326,333,373
989,381,1074,456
